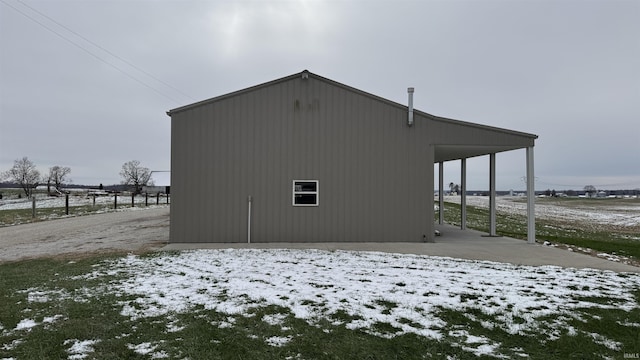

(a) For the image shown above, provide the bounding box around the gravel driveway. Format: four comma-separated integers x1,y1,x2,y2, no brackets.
0,207,169,263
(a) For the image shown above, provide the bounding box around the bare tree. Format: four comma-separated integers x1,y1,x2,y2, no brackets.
120,160,152,195
45,166,72,195
584,185,597,198
2,157,40,197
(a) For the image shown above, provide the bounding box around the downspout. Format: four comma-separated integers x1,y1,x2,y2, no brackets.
407,87,414,126
247,196,252,244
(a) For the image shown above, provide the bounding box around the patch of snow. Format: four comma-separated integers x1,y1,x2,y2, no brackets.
127,342,157,355
285,354,304,360
511,347,529,358
26,289,68,303
14,319,37,331
597,253,621,262
64,339,99,360
42,314,65,325
2,339,23,351
90,248,640,353
463,343,503,358
443,196,640,228
151,351,170,359
617,320,640,327
450,330,503,358
588,333,622,351
265,335,293,347
262,313,287,327
12,248,638,358
165,320,185,333
217,317,236,329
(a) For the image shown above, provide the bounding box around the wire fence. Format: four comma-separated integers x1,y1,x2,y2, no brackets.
0,191,170,219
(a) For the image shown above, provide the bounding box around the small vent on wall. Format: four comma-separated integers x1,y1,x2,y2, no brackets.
293,99,319,112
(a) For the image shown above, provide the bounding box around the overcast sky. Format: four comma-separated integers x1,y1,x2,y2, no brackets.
1,0,638,190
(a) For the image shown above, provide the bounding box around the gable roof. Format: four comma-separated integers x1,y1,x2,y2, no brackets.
167,70,537,142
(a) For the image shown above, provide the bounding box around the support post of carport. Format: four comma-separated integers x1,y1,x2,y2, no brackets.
526,146,536,244
489,153,497,236
439,161,444,225
460,158,467,230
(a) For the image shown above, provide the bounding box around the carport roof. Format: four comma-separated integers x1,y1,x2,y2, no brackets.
434,144,530,163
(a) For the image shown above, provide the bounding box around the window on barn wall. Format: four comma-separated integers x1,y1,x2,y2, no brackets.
293,180,319,206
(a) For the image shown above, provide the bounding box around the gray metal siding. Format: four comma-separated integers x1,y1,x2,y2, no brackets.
171,75,434,243
427,116,535,148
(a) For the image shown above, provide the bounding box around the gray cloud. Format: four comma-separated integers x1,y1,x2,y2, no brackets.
1,0,638,190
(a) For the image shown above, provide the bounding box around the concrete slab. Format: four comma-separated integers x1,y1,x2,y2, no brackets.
162,224,639,273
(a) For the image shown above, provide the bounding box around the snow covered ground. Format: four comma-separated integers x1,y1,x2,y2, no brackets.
8,249,638,358
442,196,640,229
0,193,168,211
3,194,637,232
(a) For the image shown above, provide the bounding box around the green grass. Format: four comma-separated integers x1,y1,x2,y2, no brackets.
0,256,456,359
437,201,640,260
1,197,638,358
1,255,639,359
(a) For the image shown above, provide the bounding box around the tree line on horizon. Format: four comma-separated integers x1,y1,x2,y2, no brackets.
1,157,153,198
3,157,637,199
440,182,639,197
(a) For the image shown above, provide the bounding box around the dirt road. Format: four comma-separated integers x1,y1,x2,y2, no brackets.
0,207,169,263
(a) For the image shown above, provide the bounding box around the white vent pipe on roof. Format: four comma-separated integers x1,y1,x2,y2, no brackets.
407,87,414,127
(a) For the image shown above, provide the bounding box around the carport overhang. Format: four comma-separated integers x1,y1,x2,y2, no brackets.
433,142,537,245
434,144,527,163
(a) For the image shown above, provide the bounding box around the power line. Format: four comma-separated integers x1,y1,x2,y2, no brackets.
16,0,197,103
1,0,193,105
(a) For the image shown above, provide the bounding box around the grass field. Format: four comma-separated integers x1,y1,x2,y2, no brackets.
1,250,639,359
438,197,640,261
1,195,639,359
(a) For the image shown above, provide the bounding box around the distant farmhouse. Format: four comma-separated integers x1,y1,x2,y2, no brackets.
167,71,537,243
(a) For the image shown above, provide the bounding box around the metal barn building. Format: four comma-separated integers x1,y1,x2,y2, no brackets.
167,70,537,243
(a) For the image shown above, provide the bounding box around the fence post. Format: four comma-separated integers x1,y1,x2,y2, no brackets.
156,192,160,205
145,193,148,206
131,193,135,208
65,193,69,215
166,193,169,204
93,194,96,207
114,193,118,209
32,196,36,218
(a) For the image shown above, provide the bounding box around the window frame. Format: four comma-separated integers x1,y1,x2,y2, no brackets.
292,180,319,207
